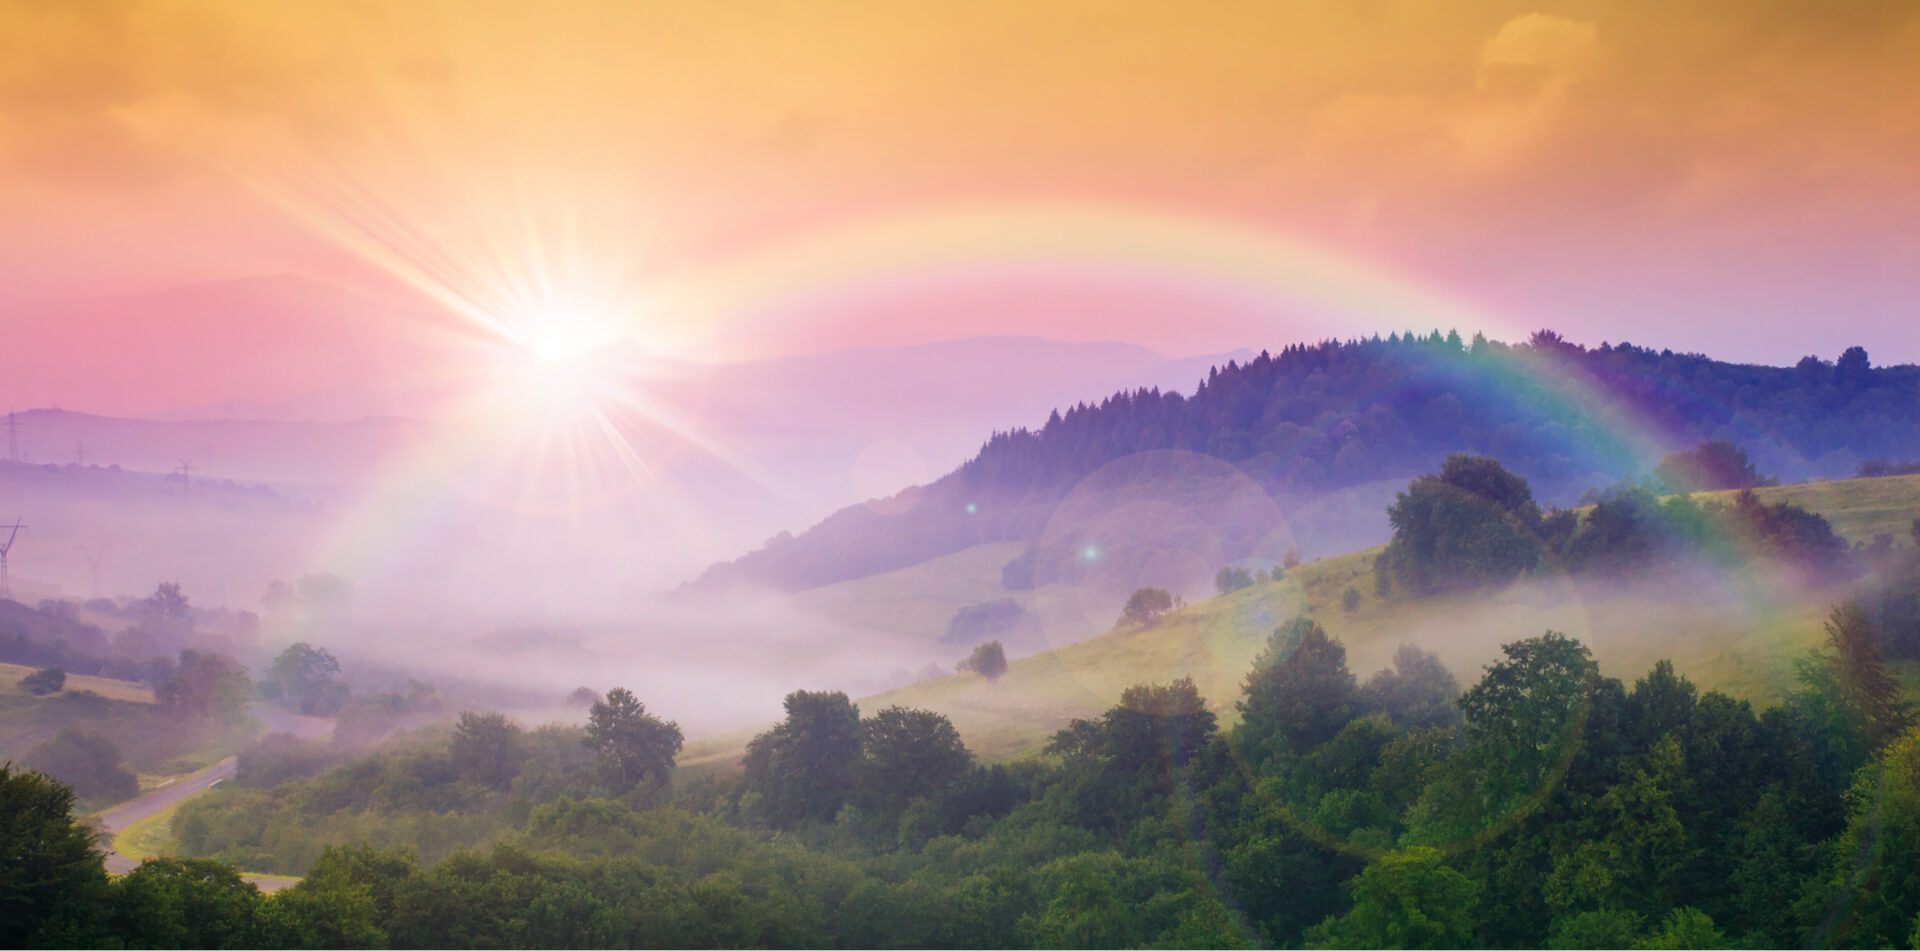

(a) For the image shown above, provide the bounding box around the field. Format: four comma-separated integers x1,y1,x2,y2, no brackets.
0,668,249,788
687,474,1917,767
1,662,157,704
1697,472,1920,544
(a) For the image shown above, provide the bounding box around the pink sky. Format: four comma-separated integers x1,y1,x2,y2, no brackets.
3,1,1917,421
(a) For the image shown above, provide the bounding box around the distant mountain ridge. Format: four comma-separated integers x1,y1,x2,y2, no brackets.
693,332,1920,593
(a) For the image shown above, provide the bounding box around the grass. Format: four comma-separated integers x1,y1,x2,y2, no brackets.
0,683,248,778
113,795,190,863
0,662,156,704
687,473,1918,768
1694,473,1920,544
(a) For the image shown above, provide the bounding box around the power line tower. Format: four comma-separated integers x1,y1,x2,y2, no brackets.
3,408,20,462
0,520,25,600
78,543,107,598
177,459,195,495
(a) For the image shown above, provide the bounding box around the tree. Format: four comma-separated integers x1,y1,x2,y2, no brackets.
1409,632,1596,845
1305,847,1480,949
1361,644,1462,730
1653,439,1767,492
1215,566,1255,595
156,650,251,722
1120,587,1175,627
262,642,347,715
741,690,861,827
1380,455,1545,595
582,688,683,792
137,582,195,654
450,711,524,790
1238,617,1357,763
111,858,269,948
858,706,972,816
0,764,113,947
565,686,598,708
957,640,1008,682
1283,547,1303,571
21,666,65,695
1796,603,1912,756
1102,677,1217,772
23,729,137,803
1637,907,1729,949
1341,586,1361,613
1802,728,1920,947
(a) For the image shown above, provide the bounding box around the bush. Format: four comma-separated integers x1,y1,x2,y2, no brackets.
23,728,137,803
958,641,1009,683
1120,588,1176,627
1215,567,1255,595
22,666,66,695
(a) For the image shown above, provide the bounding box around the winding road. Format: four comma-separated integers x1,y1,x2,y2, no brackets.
93,703,334,891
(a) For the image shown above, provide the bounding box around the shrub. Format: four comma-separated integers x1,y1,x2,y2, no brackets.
22,666,66,695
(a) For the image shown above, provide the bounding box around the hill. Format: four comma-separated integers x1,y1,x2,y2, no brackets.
684,473,1920,767
693,333,1920,594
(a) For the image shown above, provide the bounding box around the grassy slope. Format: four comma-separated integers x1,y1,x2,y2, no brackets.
0,667,246,781
686,474,1919,768
0,662,156,704
793,541,1033,641
1694,473,1920,543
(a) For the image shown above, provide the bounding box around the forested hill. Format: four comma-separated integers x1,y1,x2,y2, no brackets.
692,331,1920,591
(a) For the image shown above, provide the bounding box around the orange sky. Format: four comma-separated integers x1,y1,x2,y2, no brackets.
2,0,1917,368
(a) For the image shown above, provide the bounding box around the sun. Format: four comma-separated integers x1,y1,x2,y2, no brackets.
494,311,630,418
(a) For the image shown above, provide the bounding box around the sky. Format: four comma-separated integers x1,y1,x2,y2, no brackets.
2,0,1917,393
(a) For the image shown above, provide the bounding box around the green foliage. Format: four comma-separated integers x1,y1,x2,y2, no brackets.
1636,907,1729,949
261,642,347,716
157,649,252,722
449,711,524,791
1237,617,1357,765
1803,728,1920,948
584,687,683,793
858,706,972,817
958,639,1009,682
1306,847,1480,949
1381,454,1546,595
1409,632,1594,845
1361,644,1462,731
22,727,137,804
21,665,64,695
0,763,112,947
742,690,862,828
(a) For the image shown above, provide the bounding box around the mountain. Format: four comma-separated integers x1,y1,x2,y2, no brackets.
692,332,1920,594
2,274,457,421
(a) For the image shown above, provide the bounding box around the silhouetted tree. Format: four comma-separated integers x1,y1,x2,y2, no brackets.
1655,439,1768,492
21,666,64,695
958,640,1009,682
1215,566,1255,595
1120,587,1175,627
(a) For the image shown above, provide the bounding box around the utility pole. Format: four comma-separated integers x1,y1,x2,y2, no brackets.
78,543,106,598
0,520,25,600
3,408,19,463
